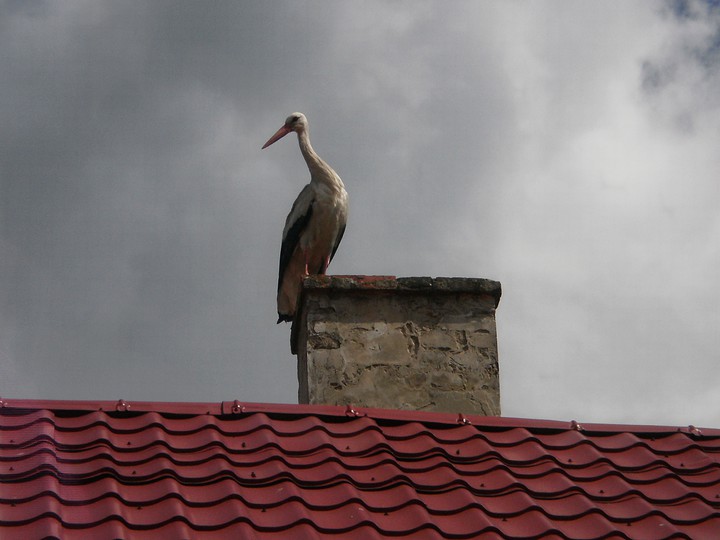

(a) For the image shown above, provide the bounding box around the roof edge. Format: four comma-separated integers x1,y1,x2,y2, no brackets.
1,398,717,436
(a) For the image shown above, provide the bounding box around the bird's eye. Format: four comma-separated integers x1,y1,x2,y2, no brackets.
290,116,300,123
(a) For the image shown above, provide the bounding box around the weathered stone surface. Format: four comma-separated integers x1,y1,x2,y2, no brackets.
308,332,341,350
295,276,501,416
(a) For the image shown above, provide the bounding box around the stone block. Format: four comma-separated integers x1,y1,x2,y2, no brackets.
294,276,501,416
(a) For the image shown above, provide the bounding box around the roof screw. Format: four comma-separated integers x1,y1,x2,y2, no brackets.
371,477,375,481
345,404,361,417
383,512,389,516
251,472,256,478
127,441,132,446
0,398,5,408
568,458,573,463
115,399,130,412
570,420,582,431
600,490,604,494
457,413,472,425
131,470,136,475
231,400,245,414
455,449,461,455
261,508,266,513
688,425,702,436
241,442,246,448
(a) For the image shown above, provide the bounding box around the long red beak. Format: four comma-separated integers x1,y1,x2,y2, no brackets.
262,125,292,149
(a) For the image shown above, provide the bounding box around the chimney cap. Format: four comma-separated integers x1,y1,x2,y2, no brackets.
300,275,501,304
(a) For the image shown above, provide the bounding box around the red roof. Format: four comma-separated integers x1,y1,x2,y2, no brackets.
1,399,719,539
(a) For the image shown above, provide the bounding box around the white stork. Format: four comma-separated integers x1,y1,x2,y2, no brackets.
262,112,349,323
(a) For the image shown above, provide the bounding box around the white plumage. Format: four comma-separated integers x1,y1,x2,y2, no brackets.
262,113,348,323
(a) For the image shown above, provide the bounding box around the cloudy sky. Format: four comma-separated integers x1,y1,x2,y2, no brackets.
1,1,719,427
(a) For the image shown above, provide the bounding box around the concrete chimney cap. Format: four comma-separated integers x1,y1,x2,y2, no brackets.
300,275,502,306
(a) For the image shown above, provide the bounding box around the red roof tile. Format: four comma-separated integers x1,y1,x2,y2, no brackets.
1,399,719,539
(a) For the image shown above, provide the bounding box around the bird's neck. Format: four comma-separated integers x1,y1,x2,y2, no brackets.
297,129,343,188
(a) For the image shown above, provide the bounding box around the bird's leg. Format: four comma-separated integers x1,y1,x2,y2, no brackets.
304,251,310,275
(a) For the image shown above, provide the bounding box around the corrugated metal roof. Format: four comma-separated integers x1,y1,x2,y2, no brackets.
1,399,719,539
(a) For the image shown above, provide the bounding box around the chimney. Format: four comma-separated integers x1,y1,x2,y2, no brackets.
292,275,501,415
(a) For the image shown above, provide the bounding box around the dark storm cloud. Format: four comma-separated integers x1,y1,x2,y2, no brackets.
1,2,719,426
0,1,315,400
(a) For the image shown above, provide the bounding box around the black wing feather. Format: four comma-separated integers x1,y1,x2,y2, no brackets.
329,222,346,264
278,202,313,292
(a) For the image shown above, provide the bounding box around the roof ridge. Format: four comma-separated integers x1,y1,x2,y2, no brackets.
3,398,719,435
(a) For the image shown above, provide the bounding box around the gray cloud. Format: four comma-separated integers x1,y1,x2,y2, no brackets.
1,1,718,426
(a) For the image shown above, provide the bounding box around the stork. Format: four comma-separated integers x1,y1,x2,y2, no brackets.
262,112,349,323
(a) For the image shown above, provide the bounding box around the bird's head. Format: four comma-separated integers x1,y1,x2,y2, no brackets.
262,112,307,149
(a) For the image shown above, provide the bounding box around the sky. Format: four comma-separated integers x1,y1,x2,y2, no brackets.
1,0,719,427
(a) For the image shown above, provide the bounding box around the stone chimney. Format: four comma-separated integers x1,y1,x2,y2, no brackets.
292,275,501,415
